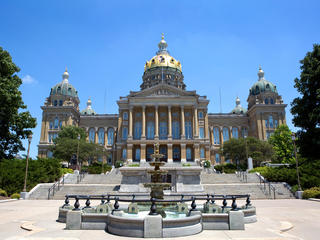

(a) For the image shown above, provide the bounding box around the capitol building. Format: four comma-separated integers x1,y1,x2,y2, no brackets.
38,35,287,165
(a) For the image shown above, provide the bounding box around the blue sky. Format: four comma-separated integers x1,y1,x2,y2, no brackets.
1,0,319,158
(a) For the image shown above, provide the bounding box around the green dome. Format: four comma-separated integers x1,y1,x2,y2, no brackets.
249,67,277,96
81,98,96,115
50,69,78,98
231,97,247,114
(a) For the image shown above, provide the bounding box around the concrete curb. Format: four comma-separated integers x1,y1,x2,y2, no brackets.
279,221,294,232
0,199,18,203
309,198,320,202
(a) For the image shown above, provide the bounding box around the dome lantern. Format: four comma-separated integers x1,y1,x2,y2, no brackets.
157,33,169,55
50,68,78,98
231,97,247,114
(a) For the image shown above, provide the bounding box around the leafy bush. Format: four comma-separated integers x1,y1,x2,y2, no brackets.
10,193,20,199
302,187,320,199
203,160,211,168
115,161,124,168
0,158,62,195
60,168,74,175
82,162,112,174
128,163,140,167
0,189,7,197
182,163,191,167
214,163,237,173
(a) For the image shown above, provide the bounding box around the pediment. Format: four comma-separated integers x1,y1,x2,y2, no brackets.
129,84,197,98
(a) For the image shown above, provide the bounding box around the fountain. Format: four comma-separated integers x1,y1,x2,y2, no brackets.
143,143,170,200
58,142,257,237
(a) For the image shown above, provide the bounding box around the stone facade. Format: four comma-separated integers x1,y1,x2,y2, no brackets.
38,36,287,165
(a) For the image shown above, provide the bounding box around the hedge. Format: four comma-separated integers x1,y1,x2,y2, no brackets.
302,187,320,199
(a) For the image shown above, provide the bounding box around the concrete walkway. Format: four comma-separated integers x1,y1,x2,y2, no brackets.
0,199,319,240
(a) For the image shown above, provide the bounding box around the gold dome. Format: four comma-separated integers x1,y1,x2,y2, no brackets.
144,34,182,72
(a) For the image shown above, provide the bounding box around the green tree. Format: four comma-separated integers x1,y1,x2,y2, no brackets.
0,47,36,159
222,137,274,167
51,126,105,167
291,44,320,160
268,125,294,164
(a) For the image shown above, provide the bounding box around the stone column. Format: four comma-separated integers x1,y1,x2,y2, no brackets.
220,127,224,145
128,107,133,140
229,126,233,139
168,105,172,140
205,146,210,161
140,144,146,163
210,126,214,144
141,106,146,140
181,106,185,139
194,107,199,138
127,144,133,163
181,143,186,163
95,127,98,143
194,143,200,163
117,110,122,143
116,145,122,164
155,105,159,139
104,127,108,146
205,112,209,139
167,144,173,163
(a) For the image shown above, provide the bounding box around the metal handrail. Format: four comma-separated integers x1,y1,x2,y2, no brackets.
256,172,276,199
236,171,248,183
48,175,65,200
62,193,252,213
77,172,86,183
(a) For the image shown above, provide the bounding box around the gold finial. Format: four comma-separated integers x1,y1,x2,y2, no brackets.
65,66,68,72
259,65,262,71
161,33,164,40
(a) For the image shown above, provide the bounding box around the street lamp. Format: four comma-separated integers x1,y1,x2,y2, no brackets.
291,133,302,191
23,133,32,192
77,134,80,171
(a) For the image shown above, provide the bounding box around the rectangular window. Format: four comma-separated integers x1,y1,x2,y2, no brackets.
135,148,140,161
122,127,128,140
200,148,205,158
123,112,128,120
159,121,167,140
213,128,220,144
199,127,205,139
185,121,192,139
122,148,127,159
215,153,220,164
198,111,203,119
265,119,269,128
147,121,154,140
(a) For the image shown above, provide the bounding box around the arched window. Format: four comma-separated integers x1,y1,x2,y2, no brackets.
213,127,220,144
270,98,274,104
146,146,154,161
173,146,180,161
185,120,192,139
122,127,128,140
134,121,142,140
172,121,180,139
59,100,63,106
59,121,63,129
198,111,204,119
265,98,269,104
274,119,278,128
98,128,104,145
107,128,114,145
200,148,205,159
49,121,53,130
54,100,58,106
57,87,61,93
122,148,127,160
68,88,72,95
135,148,140,161
255,86,260,94
215,153,220,164
199,127,205,139
123,112,128,120
159,121,167,140
223,127,229,142
232,127,239,139
147,121,154,140
241,127,248,138
186,147,192,161
269,115,274,128
89,128,95,143
54,117,59,129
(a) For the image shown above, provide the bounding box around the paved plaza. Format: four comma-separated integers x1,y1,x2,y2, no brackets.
0,199,319,240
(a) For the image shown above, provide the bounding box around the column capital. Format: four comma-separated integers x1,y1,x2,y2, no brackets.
155,105,159,110
180,143,186,147
168,105,172,110
142,105,146,110
167,143,172,147
129,106,134,111
180,105,184,110
140,143,146,147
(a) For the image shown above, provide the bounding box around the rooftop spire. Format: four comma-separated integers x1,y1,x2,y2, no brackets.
258,65,265,81
62,67,69,83
157,33,169,55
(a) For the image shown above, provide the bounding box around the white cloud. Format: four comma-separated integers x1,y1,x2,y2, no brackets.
22,75,37,84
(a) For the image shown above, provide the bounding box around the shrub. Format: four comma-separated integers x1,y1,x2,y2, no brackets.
214,163,237,173
302,187,320,199
10,193,20,199
182,163,191,167
60,168,74,175
128,163,140,167
115,161,124,168
0,189,7,197
203,160,211,168
83,162,112,174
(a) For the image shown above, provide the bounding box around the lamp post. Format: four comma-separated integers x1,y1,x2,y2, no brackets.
291,133,302,191
77,134,80,171
23,133,32,193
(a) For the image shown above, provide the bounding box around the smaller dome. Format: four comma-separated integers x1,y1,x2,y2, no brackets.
249,66,277,96
231,97,247,114
81,98,96,115
50,68,78,97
